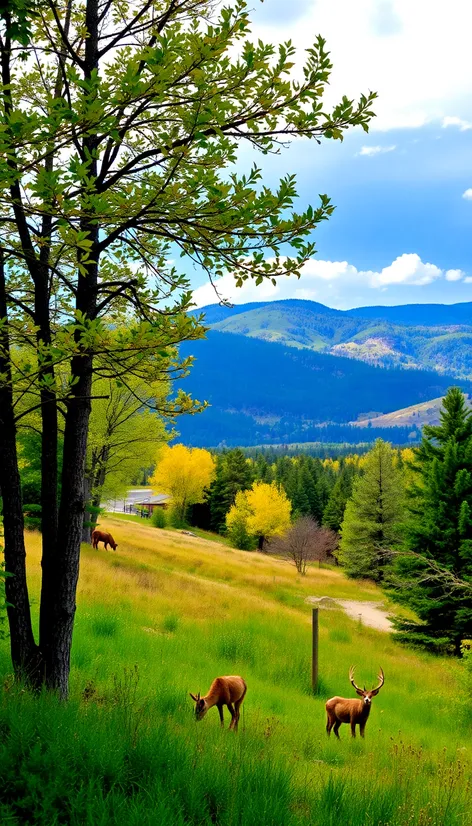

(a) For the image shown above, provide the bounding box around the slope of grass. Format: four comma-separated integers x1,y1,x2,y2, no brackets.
352,396,469,428
1,518,471,825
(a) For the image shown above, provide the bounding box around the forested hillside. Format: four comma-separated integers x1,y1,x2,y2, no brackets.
176,331,468,446
195,299,472,377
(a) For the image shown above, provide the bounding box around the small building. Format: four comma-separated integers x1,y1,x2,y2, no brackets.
133,493,171,516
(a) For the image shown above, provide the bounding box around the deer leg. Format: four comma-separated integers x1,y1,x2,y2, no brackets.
217,704,224,727
333,721,341,739
227,702,236,730
104,542,108,551
326,715,334,736
233,698,244,731
350,720,356,738
359,722,366,738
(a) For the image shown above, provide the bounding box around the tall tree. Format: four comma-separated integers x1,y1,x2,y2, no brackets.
206,449,253,533
391,388,472,653
323,467,354,533
150,444,216,525
0,0,375,695
226,481,291,550
338,440,403,581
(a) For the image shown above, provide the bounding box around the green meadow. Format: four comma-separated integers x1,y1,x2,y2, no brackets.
1,517,471,825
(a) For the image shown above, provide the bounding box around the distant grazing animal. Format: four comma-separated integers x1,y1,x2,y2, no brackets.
190,676,247,731
326,666,384,738
91,530,118,551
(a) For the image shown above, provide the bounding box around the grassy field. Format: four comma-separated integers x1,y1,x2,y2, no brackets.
1,517,471,825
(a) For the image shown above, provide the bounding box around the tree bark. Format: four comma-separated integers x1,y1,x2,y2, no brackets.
36,0,100,697
81,472,93,544
0,251,40,681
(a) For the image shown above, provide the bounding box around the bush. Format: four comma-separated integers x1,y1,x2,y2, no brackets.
167,507,186,529
151,508,167,528
227,516,255,550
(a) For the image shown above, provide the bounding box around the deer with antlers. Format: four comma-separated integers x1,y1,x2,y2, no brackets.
190,676,247,731
326,666,384,738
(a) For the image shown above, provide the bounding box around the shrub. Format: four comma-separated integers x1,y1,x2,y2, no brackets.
151,508,167,528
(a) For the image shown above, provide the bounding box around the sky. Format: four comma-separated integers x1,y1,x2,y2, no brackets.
192,0,472,311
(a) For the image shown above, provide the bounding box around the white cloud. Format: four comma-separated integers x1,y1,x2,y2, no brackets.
464,277,472,284
192,253,449,308
442,116,472,131
251,0,472,132
445,269,465,281
359,144,396,156
366,254,442,287
462,189,472,200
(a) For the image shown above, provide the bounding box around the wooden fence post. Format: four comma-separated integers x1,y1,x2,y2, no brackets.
312,607,319,692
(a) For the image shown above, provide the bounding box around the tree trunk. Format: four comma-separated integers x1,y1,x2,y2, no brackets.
41,355,93,696
36,270,60,662
0,252,40,681
36,0,100,697
81,472,93,544
258,535,265,552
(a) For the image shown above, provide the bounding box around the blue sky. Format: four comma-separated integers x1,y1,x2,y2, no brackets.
192,0,472,310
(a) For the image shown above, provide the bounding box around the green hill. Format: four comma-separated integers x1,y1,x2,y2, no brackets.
353,395,472,427
177,332,471,447
198,299,472,378
1,519,470,825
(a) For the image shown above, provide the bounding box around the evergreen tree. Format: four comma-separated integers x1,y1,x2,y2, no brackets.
391,388,472,653
338,440,403,581
315,475,331,523
291,473,311,516
254,456,274,483
207,450,253,532
322,470,353,533
298,459,321,518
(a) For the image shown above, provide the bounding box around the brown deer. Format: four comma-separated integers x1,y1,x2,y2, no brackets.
91,530,118,551
326,666,384,738
190,676,247,731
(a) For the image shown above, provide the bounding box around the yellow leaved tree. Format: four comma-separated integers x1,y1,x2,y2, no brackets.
150,444,216,526
226,481,291,551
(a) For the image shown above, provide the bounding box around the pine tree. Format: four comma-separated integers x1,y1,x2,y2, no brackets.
207,450,253,532
205,455,228,532
323,469,353,533
291,474,311,517
298,460,321,518
391,388,472,653
338,440,403,581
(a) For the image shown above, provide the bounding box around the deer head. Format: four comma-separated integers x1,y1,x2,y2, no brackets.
189,691,208,720
349,666,384,706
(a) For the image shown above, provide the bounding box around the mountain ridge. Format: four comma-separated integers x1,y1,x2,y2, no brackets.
193,298,472,378
176,330,471,447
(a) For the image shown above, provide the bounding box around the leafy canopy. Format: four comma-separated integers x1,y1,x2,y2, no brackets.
226,481,291,548
150,444,216,522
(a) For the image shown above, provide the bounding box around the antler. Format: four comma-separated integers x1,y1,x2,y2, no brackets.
372,667,384,692
349,665,363,693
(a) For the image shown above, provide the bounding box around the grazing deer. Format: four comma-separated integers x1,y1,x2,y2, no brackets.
91,529,118,551
190,676,247,731
326,666,384,738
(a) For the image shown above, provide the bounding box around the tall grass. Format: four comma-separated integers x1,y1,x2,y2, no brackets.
0,519,471,825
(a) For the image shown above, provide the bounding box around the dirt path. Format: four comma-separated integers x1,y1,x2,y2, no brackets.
307,596,393,632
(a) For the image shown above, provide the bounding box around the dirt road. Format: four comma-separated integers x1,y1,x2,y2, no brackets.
307,596,393,632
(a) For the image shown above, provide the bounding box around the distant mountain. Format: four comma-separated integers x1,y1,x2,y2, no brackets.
347,301,472,327
194,298,472,378
176,331,471,447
